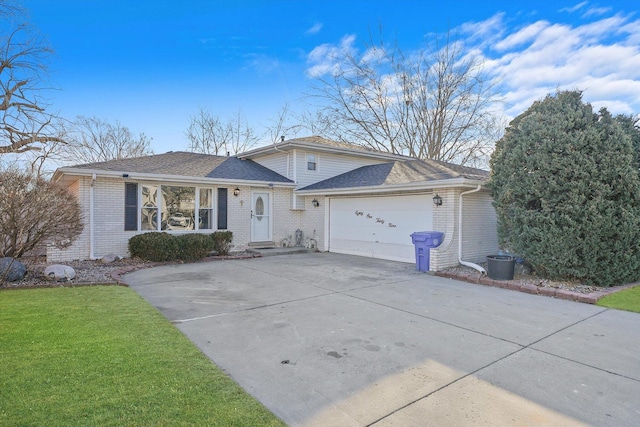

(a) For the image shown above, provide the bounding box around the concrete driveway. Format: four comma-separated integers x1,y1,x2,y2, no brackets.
124,253,640,426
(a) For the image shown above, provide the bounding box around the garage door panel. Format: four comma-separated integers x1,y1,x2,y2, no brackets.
329,195,433,263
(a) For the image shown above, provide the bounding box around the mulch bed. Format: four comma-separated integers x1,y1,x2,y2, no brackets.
1,252,260,290
436,264,638,304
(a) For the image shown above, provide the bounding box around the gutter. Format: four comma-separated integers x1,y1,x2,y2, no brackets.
459,185,486,275
89,173,96,260
55,168,298,188
295,178,487,196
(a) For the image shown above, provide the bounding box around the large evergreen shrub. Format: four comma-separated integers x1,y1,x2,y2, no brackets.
489,91,640,287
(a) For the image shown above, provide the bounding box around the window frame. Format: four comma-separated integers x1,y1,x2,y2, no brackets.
306,153,317,171
130,183,220,232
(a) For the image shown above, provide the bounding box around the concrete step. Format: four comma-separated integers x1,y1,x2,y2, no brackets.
247,247,319,257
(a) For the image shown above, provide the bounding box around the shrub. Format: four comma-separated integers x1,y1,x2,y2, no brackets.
489,91,640,287
0,168,83,258
175,234,214,262
128,232,232,262
128,232,178,262
211,231,233,256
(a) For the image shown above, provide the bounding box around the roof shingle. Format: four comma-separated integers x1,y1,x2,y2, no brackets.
299,159,488,191
67,151,292,183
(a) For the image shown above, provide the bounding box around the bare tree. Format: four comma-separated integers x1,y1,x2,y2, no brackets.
309,33,501,166
262,103,337,144
263,103,302,143
226,110,259,154
186,107,258,155
61,116,153,164
0,167,82,258
0,2,65,155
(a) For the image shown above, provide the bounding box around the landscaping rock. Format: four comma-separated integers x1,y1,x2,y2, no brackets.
0,257,27,282
44,264,76,282
100,253,119,264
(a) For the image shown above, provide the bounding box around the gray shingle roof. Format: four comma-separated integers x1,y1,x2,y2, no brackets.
240,135,404,160
67,151,292,183
282,136,381,153
206,157,292,182
299,159,488,191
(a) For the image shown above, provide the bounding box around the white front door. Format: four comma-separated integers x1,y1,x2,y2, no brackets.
251,191,272,242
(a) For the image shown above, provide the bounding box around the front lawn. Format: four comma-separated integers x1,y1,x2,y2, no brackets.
0,286,284,426
597,286,640,313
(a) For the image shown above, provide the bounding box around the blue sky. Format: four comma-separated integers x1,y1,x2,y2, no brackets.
22,0,640,154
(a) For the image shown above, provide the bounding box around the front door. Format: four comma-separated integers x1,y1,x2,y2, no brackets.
251,191,271,242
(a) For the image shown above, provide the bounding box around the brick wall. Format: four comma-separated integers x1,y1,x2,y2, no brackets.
48,179,326,260
230,187,325,250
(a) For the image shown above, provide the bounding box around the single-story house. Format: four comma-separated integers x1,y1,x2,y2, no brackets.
51,136,498,271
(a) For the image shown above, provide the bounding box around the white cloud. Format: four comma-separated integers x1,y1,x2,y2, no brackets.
494,21,550,51
459,12,505,48
559,1,587,13
306,34,357,78
305,23,323,35
361,46,387,64
461,11,640,118
582,6,612,18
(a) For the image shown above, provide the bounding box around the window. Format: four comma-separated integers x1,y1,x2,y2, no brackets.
141,185,158,230
127,184,225,232
307,153,317,171
162,186,196,230
199,188,213,230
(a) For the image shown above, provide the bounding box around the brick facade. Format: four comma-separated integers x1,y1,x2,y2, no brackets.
48,178,326,261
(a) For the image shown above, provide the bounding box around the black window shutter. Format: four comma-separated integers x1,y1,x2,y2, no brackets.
124,183,138,231
217,188,228,230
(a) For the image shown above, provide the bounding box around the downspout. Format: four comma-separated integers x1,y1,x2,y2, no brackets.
89,174,96,260
459,185,486,274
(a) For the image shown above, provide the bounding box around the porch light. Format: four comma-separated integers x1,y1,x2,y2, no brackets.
433,194,442,207
312,198,320,208
233,187,240,197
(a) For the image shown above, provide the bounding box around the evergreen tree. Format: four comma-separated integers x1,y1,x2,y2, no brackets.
489,91,640,287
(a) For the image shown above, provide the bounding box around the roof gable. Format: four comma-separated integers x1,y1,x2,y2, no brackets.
239,135,405,161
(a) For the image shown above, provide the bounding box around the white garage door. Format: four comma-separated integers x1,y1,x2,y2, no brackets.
329,194,433,263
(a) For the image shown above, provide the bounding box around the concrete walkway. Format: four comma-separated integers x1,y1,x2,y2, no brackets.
124,253,640,426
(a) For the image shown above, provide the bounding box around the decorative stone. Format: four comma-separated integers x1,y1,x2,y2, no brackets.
0,257,27,282
100,253,119,264
44,264,76,282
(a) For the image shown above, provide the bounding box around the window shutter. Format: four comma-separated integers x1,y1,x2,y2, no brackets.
217,188,228,230
124,183,138,231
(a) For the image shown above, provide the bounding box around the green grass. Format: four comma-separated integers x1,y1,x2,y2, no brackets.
0,286,284,426
597,286,640,313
